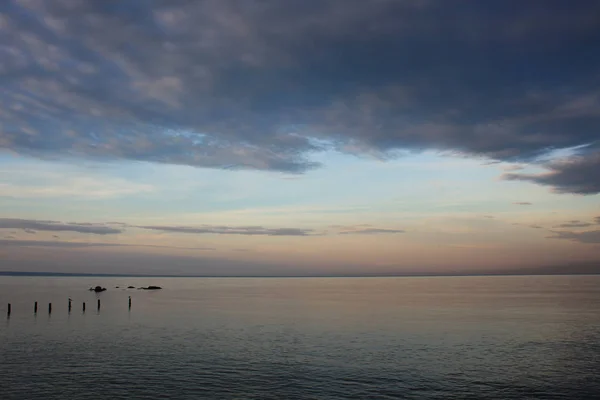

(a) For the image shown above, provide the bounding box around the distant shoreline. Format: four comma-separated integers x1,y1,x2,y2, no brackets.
1,271,599,278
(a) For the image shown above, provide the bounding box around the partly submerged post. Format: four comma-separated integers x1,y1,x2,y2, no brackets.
128,296,131,309
7,303,11,316
97,299,101,311
83,302,86,312
34,301,38,313
68,298,72,313
48,303,52,314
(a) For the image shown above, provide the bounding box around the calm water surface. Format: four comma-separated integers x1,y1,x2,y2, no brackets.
1,275,599,399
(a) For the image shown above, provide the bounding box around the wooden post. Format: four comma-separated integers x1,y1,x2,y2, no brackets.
7,303,11,316
97,299,100,311
34,301,38,313
68,298,72,312
48,303,52,314
83,302,86,312
128,296,131,309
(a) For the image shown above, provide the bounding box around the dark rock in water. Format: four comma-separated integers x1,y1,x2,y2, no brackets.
89,286,107,292
127,286,135,289
115,286,119,288
140,286,162,290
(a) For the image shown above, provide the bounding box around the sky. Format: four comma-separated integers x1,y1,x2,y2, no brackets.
0,0,599,276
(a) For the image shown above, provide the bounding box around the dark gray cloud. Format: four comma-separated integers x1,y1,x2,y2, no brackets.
503,151,600,194
547,230,600,244
339,228,405,235
0,218,123,234
0,0,599,190
137,225,315,236
553,222,594,228
514,202,532,206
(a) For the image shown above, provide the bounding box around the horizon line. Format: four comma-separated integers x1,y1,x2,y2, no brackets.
1,271,599,278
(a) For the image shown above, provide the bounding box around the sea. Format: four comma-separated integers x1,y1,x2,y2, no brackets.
1,275,599,399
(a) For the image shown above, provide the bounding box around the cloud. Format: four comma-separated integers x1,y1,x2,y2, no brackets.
513,202,532,206
136,223,406,236
503,165,525,172
553,222,594,228
596,217,600,224
482,161,502,166
529,225,543,229
0,0,599,187
24,229,36,234
503,151,600,194
2,218,399,237
0,239,215,251
547,230,600,244
137,225,315,236
339,228,405,235
483,215,495,219
0,239,121,248
330,224,372,228
0,218,123,234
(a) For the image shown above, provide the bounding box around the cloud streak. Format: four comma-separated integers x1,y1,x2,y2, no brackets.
0,218,407,238
339,228,405,235
0,239,215,251
553,222,594,228
0,239,123,248
547,230,600,244
513,202,532,206
0,218,123,235
0,0,598,192
136,225,316,237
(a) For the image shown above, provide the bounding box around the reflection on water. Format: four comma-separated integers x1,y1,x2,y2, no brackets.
1,276,599,399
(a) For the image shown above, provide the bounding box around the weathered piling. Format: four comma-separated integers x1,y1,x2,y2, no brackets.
48,303,52,314
97,299,101,311
68,298,72,312
83,302,86,312
128,296,132,309
7,303,11,316
34,301,38,313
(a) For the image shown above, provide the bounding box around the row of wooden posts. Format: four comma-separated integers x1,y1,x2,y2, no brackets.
6,296,131,315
